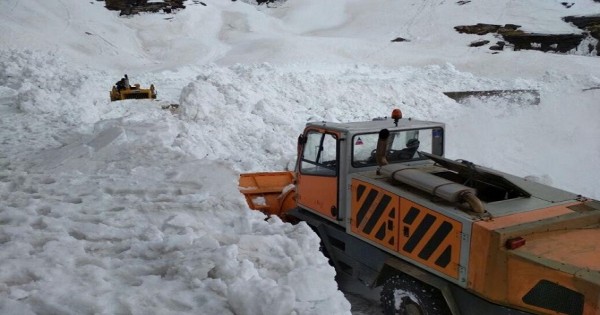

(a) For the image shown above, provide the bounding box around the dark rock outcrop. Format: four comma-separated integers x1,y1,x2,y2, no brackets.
455,21,596,55
503,33,585,52
561,2,575,9
469,40,490,47
563,15,600,55
391,37,409,42
455,23,520,36
489,41,505,51
103,0,186,16
455,23,501,35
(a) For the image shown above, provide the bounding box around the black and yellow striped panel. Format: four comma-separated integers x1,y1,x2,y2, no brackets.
399,199,462,279
351,180,399,251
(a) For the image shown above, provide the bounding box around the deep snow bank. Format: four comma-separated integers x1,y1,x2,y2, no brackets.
0,50,350,315
177,62,600,199
176,63,528,171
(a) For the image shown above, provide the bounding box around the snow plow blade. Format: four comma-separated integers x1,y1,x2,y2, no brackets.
238,171,296,219
444,89,540,105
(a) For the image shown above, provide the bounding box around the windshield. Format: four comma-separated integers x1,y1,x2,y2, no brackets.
352,128,443,167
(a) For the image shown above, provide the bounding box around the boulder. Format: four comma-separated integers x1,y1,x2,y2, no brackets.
469,40,490,47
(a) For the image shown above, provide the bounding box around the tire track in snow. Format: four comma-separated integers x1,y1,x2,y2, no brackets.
403,0,429,40
6,0,19,13
57,0,72,32
0,0,20,47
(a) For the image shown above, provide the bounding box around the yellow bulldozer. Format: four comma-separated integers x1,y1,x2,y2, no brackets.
110,74,157,102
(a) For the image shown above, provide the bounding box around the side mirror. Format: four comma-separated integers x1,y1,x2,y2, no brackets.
297,134,307,145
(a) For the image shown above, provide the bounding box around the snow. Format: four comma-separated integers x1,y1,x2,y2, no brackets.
0,0,599,314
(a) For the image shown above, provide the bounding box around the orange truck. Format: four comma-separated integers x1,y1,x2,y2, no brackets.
239,109,600,315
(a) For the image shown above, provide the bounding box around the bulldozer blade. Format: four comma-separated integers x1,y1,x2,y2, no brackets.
239,171,296,220
444,89,540,105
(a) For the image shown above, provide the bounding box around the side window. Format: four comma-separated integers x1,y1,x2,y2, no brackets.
300,131,337,176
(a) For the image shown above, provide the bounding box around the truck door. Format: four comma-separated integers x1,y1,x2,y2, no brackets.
297,129,339,221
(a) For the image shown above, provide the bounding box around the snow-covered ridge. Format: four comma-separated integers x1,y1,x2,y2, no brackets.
0,50,353,314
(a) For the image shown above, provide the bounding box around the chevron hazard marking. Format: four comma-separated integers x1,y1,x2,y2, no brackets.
401,205,460,273
352,182,398,250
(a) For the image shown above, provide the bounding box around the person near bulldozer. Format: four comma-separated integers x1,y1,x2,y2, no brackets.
115,74,130,91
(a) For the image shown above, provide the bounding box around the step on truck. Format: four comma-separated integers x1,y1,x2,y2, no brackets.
238,109,600,315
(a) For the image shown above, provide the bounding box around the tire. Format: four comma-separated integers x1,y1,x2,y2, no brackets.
380,274,451,315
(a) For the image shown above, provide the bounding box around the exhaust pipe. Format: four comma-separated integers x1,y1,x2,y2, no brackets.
460,190,485,214
376,129,390,172
380,164,486,214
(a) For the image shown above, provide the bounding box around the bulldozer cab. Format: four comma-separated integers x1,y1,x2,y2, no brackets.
296,128,341,221
295,118,445,223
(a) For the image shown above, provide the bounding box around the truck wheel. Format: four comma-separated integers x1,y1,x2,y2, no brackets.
380,274,451,315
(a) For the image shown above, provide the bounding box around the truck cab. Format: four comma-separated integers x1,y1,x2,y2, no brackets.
296,117,445,224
